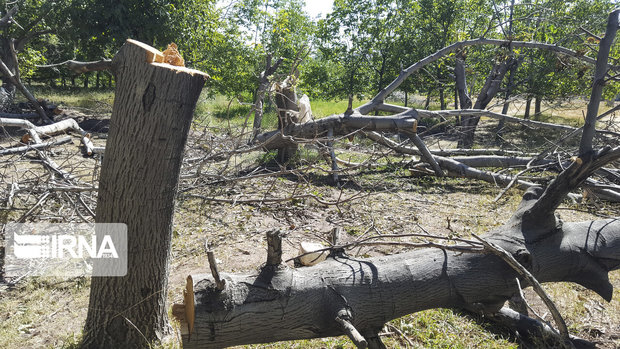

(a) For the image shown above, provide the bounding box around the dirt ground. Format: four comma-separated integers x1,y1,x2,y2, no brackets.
0,109,619,348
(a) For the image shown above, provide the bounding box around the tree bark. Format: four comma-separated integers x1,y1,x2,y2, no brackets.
81,39,208,348
458,58,511,148
171,195,620,348
579,10,619,155
454,56,472,110
524,97,532,119
534,96,542,117
274,75,300,164
251,55,283,141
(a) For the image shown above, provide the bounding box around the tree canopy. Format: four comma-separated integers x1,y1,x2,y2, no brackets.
2,0,618,103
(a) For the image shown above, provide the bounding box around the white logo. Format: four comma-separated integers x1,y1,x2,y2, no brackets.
13,234,119,259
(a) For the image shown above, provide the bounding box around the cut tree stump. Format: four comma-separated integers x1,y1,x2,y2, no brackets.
81,39,208,348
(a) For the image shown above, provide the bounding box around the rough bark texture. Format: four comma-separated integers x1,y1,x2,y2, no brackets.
172,188,620,348
81,39,208,348
458,58,511,148
251,55,283,141
579,9,619,155
274,76,300,163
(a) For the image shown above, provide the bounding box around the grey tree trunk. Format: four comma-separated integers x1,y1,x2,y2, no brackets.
172,188,620,348
274,76,300,164
458,58,511,148
251,55,283,141
534,96,542,117
524,97,532,119
81,39,208,348
579,9,619,155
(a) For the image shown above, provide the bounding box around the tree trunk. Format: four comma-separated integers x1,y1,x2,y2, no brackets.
496,58,520,142
439,86,446,110
454,56,472,110
0,37,17,106
458,58,511,148
424,87,432,109
524,97,532,119
81,39,208,348
172,192,620,348
251,55,283,141
580,9,619,155
95,71,100,89
274,75,299,164
534,96,542,118
83,73,89,89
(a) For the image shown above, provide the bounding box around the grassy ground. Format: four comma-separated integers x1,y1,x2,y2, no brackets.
1,88,619,348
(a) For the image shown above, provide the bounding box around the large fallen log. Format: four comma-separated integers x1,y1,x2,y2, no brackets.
171,188,619,348
254,111,418,150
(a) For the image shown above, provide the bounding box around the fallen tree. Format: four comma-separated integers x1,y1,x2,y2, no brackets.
168,10,620,348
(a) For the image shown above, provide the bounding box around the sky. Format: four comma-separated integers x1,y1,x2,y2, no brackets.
304,0,334,19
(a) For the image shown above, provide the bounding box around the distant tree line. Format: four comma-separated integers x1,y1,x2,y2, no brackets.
4,0,619,107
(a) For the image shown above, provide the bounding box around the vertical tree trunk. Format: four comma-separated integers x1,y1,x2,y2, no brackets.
458,59,511,148
274,76,299,164
95,71,101,89
83,73,89,89
524,97,532,119
534,97,542,118
439,87,446,110
424,87,432,109
404,90,408,107
580,10,619,154
496,57,520,143
251,55,283,141
81,39,208,348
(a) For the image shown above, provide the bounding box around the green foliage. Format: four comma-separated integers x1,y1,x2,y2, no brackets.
2,0,618,110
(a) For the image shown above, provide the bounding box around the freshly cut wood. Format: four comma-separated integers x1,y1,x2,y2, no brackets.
298,241,328,266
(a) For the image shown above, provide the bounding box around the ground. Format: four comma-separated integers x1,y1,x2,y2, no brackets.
0,90,619,348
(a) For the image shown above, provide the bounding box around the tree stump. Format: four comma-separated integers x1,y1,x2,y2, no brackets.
81,39,208,348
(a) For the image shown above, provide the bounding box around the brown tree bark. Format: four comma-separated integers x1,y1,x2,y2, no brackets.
81,39,208,348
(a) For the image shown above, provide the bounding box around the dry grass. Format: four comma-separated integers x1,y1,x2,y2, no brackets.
0,90,619,348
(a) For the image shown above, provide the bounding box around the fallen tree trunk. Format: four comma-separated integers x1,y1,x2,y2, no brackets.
171,190,619,348
0,117,94,154
254,112,417,150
